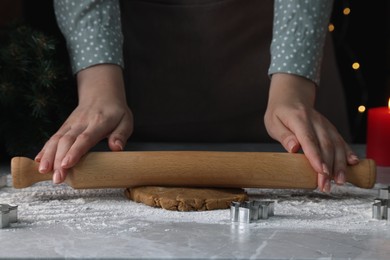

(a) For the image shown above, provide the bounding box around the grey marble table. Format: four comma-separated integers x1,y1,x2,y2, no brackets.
1,142,389,259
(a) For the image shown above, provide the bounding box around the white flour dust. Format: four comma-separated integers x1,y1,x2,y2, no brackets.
0,173,389,234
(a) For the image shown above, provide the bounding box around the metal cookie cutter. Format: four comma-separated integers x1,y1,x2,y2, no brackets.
0,173,7,188
0,204,18,228
230,200,275,223
372,186,390,221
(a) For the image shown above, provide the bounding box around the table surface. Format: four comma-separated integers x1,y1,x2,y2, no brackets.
1,142,390,259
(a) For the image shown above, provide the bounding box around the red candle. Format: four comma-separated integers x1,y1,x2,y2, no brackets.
366,98,390,166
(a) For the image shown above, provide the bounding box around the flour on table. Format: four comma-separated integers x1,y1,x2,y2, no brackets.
1,173,388,234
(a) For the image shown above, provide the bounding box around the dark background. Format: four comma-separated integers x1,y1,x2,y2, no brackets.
331,0,389,142
1,0,389,162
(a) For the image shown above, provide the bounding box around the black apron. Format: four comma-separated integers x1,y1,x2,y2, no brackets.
120,0,351,143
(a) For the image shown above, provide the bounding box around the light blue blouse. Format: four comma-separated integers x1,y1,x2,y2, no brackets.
53,0,333,85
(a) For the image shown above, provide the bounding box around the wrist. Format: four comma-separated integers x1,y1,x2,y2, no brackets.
268,73,316,107
76,64,127,105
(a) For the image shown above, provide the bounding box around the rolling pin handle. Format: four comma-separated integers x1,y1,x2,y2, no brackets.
11,157,53,188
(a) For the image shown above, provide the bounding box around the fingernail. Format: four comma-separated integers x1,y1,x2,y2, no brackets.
349,154,359,163
322,163,330,176
115,140,124,151
61,156,70,168
287,140,297,152
39,160,49,173
53,170,61,184
324,179,331,193
336,170,346,185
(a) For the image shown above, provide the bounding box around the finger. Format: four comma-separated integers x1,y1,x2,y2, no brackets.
286,114,324,176
267,110,325,175
36,133,64,174
345,144,359,165
53,169,65,184
51,121,92,183
35,149,49,174
107,116,133,152
54,130,80,170
331,136,347,185
35,150,44,163
318,173,331,193
35,140,52,172
35,135,55,162
311,119,335,178
52,128,83,184
268,117,332,191
265,116,301,153
279,130,301,154
60,124,109,170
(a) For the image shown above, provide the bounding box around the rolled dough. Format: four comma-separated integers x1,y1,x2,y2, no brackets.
125,186,248,211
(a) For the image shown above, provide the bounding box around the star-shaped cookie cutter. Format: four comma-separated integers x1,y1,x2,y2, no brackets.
372,186,390,221
0,204,18,228
230,200,275,223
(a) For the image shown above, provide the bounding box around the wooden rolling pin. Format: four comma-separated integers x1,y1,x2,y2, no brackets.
11,151,376,189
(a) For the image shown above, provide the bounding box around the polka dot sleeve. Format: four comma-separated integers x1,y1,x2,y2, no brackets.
53,0,124,74
268,0,333,86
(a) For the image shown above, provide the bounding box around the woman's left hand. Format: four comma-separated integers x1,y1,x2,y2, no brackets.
264,73,359,192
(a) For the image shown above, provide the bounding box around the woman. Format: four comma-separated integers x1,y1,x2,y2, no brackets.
36,0,359,192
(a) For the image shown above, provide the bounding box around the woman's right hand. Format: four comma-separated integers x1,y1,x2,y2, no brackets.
34,64,134,184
